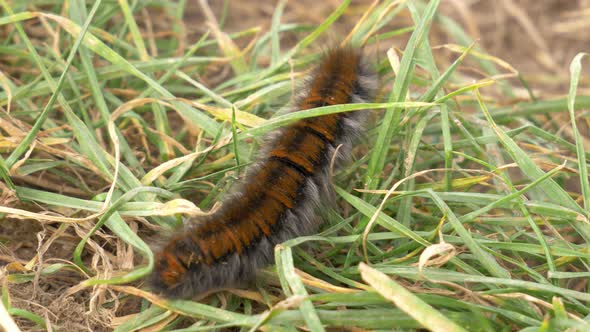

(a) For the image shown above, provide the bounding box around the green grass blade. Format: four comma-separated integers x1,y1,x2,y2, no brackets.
427,189,511,279
366,0,440,189
359,263,468,332
275,246,326,332
117,0,149,60
567,53,589,212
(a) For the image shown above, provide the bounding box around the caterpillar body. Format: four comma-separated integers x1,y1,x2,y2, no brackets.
149,47,377,298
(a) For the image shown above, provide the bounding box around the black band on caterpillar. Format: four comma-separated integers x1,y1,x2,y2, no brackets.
148,47,377,298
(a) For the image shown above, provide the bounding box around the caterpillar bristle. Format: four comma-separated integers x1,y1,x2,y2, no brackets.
148,46,378,298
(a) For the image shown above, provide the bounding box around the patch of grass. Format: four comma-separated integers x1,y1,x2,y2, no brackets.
1,0,589,331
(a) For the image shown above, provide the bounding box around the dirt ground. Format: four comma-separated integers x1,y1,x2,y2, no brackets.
2,0,590,330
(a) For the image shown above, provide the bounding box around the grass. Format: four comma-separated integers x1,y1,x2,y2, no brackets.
1,0,589,331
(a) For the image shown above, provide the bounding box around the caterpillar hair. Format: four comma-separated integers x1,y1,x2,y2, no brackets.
148,46,378,298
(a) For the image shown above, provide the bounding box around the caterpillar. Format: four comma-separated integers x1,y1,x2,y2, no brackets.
148,47,377,298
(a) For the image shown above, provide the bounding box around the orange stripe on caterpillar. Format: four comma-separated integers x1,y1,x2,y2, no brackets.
148,47,378,298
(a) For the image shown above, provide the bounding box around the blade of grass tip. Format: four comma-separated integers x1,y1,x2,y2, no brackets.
426,189,510,279
359,263,467,332
270,0,287,65
568,53,589,213
475,89,590,241
118,0,149,60
2,0,100,167
275,245,326,332
366,0,441,190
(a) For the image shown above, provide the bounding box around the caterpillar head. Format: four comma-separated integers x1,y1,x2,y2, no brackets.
149,236,200,297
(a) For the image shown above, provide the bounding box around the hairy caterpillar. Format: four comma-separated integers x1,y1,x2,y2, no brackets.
148,47,377,298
